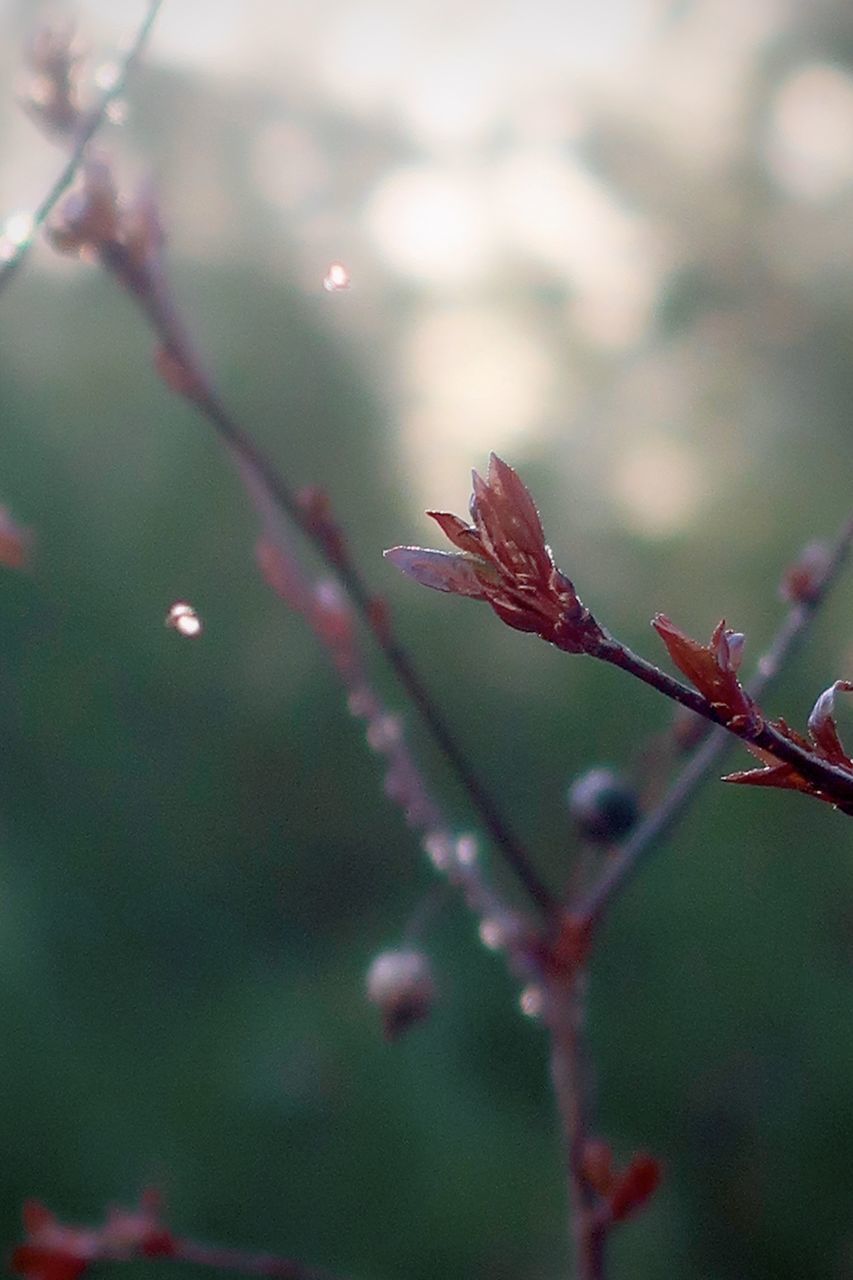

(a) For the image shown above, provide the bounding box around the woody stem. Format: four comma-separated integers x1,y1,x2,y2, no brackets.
594,635,853,809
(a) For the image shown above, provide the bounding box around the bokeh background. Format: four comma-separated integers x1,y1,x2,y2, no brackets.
1,0,853,1276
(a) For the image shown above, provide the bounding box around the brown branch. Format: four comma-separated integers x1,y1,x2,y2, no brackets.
93,234,555,916
255,525,542,985
577,510,853,933
139,1237,352,1280
545,972,606,1280
594,633,853,809
11,1198,355,1280
0,0,164,295
386,453,853,813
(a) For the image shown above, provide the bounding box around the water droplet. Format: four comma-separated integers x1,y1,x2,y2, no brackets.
519,985,544,1019
322,261,351,292
165,601,202,637
478,919,504,951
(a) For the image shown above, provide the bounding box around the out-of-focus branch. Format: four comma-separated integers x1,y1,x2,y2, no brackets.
0,0,163,295
251,482,542,988
11,1196,353,1280
75,188,555,916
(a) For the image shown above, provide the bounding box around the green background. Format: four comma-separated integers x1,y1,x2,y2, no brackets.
1,2,853,1277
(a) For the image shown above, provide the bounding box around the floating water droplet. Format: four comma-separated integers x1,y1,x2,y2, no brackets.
519,985,544,1019
165,601,202,637
322,261,351,292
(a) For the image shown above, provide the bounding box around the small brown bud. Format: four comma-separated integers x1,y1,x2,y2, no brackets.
366,948,435,1040
21,20,84,136
47,157,120,255
567,768,638,844
780,540,831,605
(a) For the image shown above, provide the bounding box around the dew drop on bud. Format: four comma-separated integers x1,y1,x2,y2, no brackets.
105,99,128,125
347,687,372,718
94,61,121,92
422,832,452,871
478,919,504,951
519,984,544,1019
455,834,478,865
366,714,402,752
322,261,351,292
165,601,202,637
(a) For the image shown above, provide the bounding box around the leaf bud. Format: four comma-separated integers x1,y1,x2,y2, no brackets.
567,768,638,843
366,948,435,1041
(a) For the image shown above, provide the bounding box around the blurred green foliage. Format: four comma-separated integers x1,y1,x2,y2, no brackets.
1,6,853,1278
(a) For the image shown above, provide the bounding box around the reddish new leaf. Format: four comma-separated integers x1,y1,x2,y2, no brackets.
0,507,32,570
386,455,604,653
652,615,755,726
608,1154,662,1223
11,1247,87,1280
383,546,490,598
725,688,853,810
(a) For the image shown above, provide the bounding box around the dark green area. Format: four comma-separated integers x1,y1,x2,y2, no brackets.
1,14,853,1280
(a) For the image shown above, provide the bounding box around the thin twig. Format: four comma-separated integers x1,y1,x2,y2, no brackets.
0,0,164,295
544,517,853,1278
253,502,542,982
96,236,556,916
578,511,853,932
139,1238,352,1280
595,633,853,809
546,972,605,1280
13,1198,356,1280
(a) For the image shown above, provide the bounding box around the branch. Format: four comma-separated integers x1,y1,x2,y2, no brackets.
575,510,853,931
545,972,606,1280
386,455,853,813
131,1238,350,1280
39,165,555,917
254,514,543,989
11,1197,354,1280
0,0,164,295
594,632,853,808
